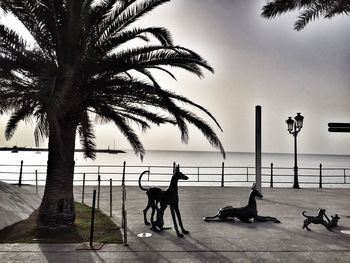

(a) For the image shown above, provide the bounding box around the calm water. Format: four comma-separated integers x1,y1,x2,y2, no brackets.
1,150,349,168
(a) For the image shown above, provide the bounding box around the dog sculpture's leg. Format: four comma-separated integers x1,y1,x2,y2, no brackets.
170,206,182,237
203,213,220,221
150,201,160,231
174,205,189,234
254,215,280,223
305,221,312,231
143,201,151,225
321,221,333,231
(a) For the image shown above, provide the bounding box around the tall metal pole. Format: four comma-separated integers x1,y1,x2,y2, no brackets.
293,124,299,189
255,105,262,193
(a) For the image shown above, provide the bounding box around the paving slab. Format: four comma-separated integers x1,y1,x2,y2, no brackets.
1,186,350,262
0,182,41,230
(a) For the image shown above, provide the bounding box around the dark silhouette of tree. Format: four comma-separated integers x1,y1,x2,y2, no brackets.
0,0,225,228
262,0,350,30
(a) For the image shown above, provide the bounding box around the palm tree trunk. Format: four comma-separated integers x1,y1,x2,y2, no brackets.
37,117,77,228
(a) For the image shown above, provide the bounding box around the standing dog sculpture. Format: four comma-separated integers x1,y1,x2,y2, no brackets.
204,183,280,223
139,165,189,237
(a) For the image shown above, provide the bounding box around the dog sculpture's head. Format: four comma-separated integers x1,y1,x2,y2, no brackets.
332,214,340,221
174,165,189,181
251,183,263,199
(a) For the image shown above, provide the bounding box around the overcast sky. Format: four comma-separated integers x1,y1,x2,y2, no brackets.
1,0,350,155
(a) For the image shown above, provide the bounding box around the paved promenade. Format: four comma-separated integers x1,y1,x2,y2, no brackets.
1,186,350,262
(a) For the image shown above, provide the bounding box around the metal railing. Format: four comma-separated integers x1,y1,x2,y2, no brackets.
0,161,349,188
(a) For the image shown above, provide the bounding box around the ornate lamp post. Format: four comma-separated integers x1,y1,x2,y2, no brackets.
286,113,304,189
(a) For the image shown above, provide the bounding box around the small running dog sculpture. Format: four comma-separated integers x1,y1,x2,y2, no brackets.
328,214,340,228
204,183,280,223
302,209,332,231
139,165,189,237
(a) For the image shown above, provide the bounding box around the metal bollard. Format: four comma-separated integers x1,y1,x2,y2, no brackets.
35,170,38,194
97,175,101,209
109,178,113,217
221,162,225,187
82,173,86,204
19,160,23,187
319,164,322,189
270,163,273,188
89,189,97,247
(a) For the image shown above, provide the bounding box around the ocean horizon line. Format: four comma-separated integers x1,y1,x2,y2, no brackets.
119,149,350,157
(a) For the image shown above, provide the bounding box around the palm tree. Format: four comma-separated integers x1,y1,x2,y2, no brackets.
261,0,350,30
0,0,225,228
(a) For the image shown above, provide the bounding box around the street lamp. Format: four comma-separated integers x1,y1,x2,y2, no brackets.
285,113,304,189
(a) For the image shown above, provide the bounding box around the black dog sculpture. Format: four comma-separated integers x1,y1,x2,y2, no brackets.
139,165,189,237
302,209,332,231
204,183,280,223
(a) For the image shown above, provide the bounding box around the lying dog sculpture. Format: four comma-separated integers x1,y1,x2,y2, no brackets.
204,183,280,223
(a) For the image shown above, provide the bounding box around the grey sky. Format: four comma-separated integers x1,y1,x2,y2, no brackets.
1,0,350,155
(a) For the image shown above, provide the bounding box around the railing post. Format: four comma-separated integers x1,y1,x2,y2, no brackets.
110,178,113,217
18,160,23,187
89,189,97,248
246,167,249,182
97,174,101,209
82,173,86,204
147,166,150,181
173,162,176,173
344,169,346,184
35,170,38,194
270,163,273,188
197,167,200,182
221,162,225,187
319,164,322,189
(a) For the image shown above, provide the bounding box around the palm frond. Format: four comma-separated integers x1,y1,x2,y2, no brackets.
94,104,145,159
78,111,96,159
5,104,34,140
262,0,350,30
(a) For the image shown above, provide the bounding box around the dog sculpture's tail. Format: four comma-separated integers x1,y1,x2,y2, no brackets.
138,170,150,191
302,211,308,218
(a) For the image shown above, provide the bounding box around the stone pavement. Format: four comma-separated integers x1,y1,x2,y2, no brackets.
0,181,40,230
1,186,350,262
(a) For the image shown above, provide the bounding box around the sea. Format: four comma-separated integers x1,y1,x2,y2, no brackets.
1,149,350,167
1,150,350,187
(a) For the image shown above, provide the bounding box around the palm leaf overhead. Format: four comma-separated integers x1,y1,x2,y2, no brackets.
0,0,225,160
262,0,350,30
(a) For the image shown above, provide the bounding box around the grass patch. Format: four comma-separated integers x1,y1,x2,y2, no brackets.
0,202,122,243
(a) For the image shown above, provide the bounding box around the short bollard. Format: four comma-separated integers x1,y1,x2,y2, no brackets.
109,178,113,217
97,175,101,209
319,164,322,189
35,170,38,194
19,160,23,187
89,189,97,248
221,162,225,187
82,173,86,204
270,163,274,188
